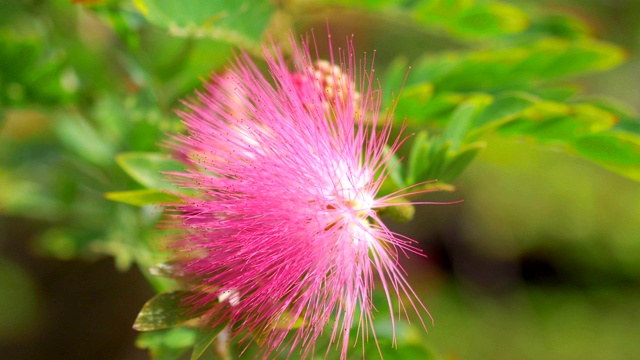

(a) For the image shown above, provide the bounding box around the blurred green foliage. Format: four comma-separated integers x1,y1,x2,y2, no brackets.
1,0,639,359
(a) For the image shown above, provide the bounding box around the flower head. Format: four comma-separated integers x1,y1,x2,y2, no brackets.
166,33,429,358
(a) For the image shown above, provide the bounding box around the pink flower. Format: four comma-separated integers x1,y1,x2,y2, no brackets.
166,33,431,358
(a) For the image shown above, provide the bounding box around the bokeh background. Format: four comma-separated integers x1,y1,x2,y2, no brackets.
1,0,639,359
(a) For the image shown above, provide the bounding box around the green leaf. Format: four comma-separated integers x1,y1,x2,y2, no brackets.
440,142,486,183
381,56,410,105
133,291,196,331
366,318,441,359
407,131,429,185
394,82,434,122
134,0,274,52
272,310,305,330
442,101,479,151
32,228,82,260
453,3,529,37
572,104,618,133
543,39,626,79
425,140,450,181
137,328,197,349
162,38,233,99
586,96,637,119
574,132,640,182
472,92,537,134
116,152,184,190
191,324,228,360
532,86,578,101
499,101,616,144
616,118,640,136
55,114,114,167
586,98,640,136
528,13,591,40
323,0,403,11
413,0,528,38
373,343,440,359
378,145,406,197
105,189,180,206
399,91,465,125
409,54,461,86
136,327,198,360
524,116,581,144
0,33,70,106
412,39,625,93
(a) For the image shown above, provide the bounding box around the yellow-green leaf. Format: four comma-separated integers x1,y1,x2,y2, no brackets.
105,189,179,206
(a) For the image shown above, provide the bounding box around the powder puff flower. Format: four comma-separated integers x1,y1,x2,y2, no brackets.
166,33,433,359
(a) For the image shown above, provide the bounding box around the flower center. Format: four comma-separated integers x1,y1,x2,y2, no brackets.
325,168,376,245
347,217,374,245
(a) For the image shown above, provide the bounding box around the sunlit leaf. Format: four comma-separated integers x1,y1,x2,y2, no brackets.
105,189,179,206
134,291,196,331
